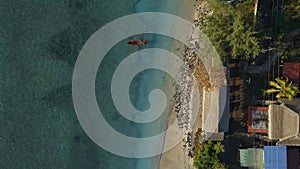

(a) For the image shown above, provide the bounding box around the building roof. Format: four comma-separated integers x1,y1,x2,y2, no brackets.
202,86,229,134
240,148,264,169
204,132,224,141
248,106,269,133
283,62,300,87
278,98,300,114
201,67,229,141
268,104,299,140
264,146,287,169
277,135,300,146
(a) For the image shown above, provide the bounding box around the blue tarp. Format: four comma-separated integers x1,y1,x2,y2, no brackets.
264,146,287,169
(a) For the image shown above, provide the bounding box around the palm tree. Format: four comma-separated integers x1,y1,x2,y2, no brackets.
213,142,225,154
266,77,299,100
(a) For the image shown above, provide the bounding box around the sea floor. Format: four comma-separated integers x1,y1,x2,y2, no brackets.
0,0,194,169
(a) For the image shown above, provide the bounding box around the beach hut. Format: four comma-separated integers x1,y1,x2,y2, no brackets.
200,66,230,141
264,146,288,169
268,104,299,141
201,86,230,141
239,148,264,169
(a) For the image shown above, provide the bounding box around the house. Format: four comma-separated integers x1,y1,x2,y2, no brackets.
283,62,300,87
239,146,299,169
201,86,230,141
264,146,288,169
247,106,269,133
268,99,300,146
200,68,230,141
247,98,300,146
268,104,299,141
239,148,264,169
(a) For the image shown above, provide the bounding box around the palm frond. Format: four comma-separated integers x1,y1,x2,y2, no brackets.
269,81,281,89
287,94,293,100
275,77,286,88
276,93,285,98
266,88,280,94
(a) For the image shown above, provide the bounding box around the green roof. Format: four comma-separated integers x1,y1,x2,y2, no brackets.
240,148,264,169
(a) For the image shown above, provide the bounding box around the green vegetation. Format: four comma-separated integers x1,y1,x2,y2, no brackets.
284,0,300,20
193,140,226,169
281,34,300,63
202,0,261,61
198,0,299,63
280,0,300,63
269,0,300,59
266,77,299,100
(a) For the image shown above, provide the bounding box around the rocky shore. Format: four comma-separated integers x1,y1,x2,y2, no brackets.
171,0,215,163
159,1,214,168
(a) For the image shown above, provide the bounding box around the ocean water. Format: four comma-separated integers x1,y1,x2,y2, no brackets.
0,0,193,169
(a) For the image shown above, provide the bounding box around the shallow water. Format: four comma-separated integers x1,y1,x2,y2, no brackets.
0,0,193,168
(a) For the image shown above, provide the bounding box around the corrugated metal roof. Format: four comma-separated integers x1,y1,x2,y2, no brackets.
276,135,300,146
264,146,287,169
239,148,264,169
268,105,299,140
202,86,229,133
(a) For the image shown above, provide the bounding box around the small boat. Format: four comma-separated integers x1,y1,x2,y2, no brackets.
127,40,148,46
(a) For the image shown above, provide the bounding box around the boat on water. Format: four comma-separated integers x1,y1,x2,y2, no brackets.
127,39,148,46
127,33,149,46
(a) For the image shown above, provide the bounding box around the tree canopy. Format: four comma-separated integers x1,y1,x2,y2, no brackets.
284,0,300,20
202,0,261,61
193,140,226,169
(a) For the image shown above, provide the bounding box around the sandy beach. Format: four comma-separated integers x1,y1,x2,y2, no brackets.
158,0,211,168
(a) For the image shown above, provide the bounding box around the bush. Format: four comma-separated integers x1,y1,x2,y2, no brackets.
193,140,227,169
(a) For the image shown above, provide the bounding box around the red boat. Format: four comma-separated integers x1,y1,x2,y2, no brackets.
127,40,148,46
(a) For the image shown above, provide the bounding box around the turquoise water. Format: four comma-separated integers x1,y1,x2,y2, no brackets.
0,0,192,168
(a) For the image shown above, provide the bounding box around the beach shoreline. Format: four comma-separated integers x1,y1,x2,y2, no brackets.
132,0,208,168
158,0,203,169
132,0,196,168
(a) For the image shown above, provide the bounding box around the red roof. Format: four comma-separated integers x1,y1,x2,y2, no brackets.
248,106,269,133
283,62,300,87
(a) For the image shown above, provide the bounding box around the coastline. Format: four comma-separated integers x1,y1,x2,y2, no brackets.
131,0,205,168
158,0,200,169
158,0,214,168
132,0,194,169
